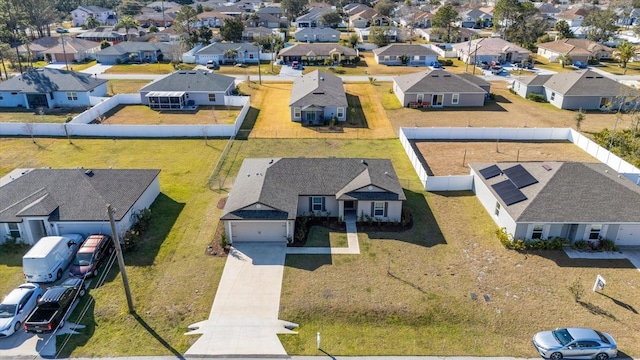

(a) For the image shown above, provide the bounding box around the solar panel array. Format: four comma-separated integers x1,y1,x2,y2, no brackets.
492,180,527,206
502,164,538,188
479,165,501,179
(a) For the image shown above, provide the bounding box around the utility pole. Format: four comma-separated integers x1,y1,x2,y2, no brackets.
61,34,69,71
258,45,262,85
465,39,472,73
107,204,135,314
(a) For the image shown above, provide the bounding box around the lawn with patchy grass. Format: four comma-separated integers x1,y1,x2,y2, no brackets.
104,63,196,74
0,108,86,123
102,105,241,125
216,63,281,76
107,79,152,95
305,226,348,247
70,60,98,72
531,55,573,73
595,61,640,76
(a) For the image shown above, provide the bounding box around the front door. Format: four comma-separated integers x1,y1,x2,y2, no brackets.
432,94,443,107
28,220,47,243
416,94,424,103
344,201,355,210
305,111,316,124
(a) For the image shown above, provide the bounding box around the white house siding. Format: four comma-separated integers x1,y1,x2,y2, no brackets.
357,200,402,221
195,54,222,65
225,219,293,243
185,92,228,106
512,80,530,98
471,172,518,236
396,92,484,107
616,224,640,245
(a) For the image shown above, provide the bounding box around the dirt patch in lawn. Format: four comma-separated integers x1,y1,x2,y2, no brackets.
101,104,241,125
413,140,599,175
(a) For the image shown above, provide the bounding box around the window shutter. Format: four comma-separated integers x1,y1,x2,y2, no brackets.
370,202,374,216
321,197,325,211
384,202,388,217
309,197,312,212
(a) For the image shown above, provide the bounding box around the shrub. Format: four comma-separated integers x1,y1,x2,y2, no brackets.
599,239,617,251
571,240,589,250
527,93,545,102
508,87,516,95
441,59,453,66
496,228,568,250
122,208,152,251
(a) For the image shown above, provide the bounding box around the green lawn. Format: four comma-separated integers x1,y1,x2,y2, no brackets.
107,79,152,95
595,61,640,75
104,63,196,74
0,108,85,123
70,60,98,72
216,63,281,76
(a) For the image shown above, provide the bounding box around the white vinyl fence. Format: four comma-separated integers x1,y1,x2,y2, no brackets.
0,95,251,138
399,127,640,191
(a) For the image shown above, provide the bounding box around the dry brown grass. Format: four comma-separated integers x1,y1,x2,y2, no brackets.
103,104,240,125
414,141,600,175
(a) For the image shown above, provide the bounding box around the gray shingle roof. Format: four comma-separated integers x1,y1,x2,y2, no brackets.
0,168,160,223
543,70,640,96
295,27,342,36
373,44,438,57
518,74,552,86
195,42,260,55
222,158,406,220
470,162,640,223
0,68,107,93
289,70,347,107
278,43,357,57
96,42,170,56
452,37,530,57
394,70,487,94
140,70,235,92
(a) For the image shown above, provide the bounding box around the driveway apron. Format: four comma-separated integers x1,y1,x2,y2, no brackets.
185,242,296,356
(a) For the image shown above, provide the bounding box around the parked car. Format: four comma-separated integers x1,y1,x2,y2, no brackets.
573,61,588,69
477,61,490,69
430,61,442,69
532,327,617,360
292,61,301,70
23,234,85,283
206,60,220,70
0,283,44,337
23,278,85,334
490,65,504,75
515,62,534,69
55,27,68,33
69,234,114,278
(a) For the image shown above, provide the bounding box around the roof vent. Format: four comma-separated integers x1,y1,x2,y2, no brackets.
320,77,324,81
542,164,552,171
85,169,94,176
361,159,368,166
269,159,274,164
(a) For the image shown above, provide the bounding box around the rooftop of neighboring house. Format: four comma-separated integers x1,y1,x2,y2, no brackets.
195,42,260,55
537,38,613,55
452,37,531,56
289,70,348,108
17,37,100,54
0,68,107,93
542,69,640,96
278,43,357,57
140,70,235,93
393,69,489,94
373,44,438,57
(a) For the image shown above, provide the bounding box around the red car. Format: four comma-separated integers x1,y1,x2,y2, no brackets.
69,235,114,278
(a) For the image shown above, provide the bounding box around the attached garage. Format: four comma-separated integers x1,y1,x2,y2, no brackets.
228,221,289,243
616,225,640,246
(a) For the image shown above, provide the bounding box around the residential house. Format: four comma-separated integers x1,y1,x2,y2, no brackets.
96,42,172,64
373,44,438,66
295,7,334,28
344,3,371,16
221,158,406,243
0,168,160,245
357,27,400,43
459,8,492,28
76,28,127,42
197,11,232,28
145,1,181,11
71,5,117,27
393,69,490,108
411,11,434,28
243,26,274,41
535,2,561,18
512,70,640,110
245,13,282,28
616,8,640,26
277,43,357,64
349,8,390,29
289,70,347,125
194,42,260,65
294,27,341,42
453,37,531,64
139,70,236,109
257,6,284,17
216,5,246,17
135,11,177,27
417,27,475,43
470,161,640,246
0,68,107,109
17,37,100,62
554,6,590,27
537,38,613,63
154,26,182,42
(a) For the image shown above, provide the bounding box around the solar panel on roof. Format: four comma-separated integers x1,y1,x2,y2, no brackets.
479,165,501,179
492,180,527,206
503,164,538,189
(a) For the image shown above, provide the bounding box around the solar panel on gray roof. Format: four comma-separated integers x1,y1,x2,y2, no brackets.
492,180,527,206
479,165,501,179
503,164,538,188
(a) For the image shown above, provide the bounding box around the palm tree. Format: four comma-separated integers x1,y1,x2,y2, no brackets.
114,15,140,41
614,40,636,69
85,16,100,29
557,53,572,68
224,48,238,64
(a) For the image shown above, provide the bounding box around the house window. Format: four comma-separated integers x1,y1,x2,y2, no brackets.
312,196,323,211
550,92,555,101
452,93,459,104
337,107,344,118
589,225,602,240
494,202,500,216
417,94,424,103
374,202,385,217
7,223,20,239
531,224,544,239
384,56,390,61
209,93,216,102
249,53,254,59
294,107,301,118
0,93,3,100
67,92,78,101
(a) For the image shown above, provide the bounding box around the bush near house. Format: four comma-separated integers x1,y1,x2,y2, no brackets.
527,93,545,102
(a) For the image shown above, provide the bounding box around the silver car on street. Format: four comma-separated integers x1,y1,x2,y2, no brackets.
532,327,617,360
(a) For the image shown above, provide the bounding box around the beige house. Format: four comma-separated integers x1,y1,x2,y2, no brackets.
537,39,613,63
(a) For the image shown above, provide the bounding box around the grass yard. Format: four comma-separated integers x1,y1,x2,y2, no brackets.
70,60,98,72
531,55,573,73
216,63,281,76
595,61,640,76
0,138,229,357
305,226,348,247
104,63,196,74
0,107,86,123
103,105,241,125
380,81,631,134
303,65,368,76
107,79,152,95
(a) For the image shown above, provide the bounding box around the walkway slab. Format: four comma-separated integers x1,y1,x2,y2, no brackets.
185,243,297,357
287,217,360,255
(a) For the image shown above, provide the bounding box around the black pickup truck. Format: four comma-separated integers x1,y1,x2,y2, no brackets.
24,278,84,333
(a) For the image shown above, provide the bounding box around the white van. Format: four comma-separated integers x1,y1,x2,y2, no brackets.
23,234,84,283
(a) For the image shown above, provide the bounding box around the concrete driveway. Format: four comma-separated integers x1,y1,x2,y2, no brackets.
185,242,297,356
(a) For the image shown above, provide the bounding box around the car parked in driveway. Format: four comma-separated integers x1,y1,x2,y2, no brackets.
573,61,588,69
532,327,617,360
0,283,44,337
23,278,85,334
70,234,114,278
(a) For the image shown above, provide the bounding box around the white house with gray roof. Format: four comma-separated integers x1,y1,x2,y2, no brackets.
470,162,640,245
95,42,172,64
140,71,236,109
511,70,640,110
0,68,107,109
71,5,117,27
0,168,160,245
393,70,490,108
294,27,341,42
193,42,260,65
221,158,406,243
289,70,347,125
373,44,438,66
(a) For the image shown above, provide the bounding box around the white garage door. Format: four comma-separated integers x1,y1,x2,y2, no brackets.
616,225,640,246
230,221,287,243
